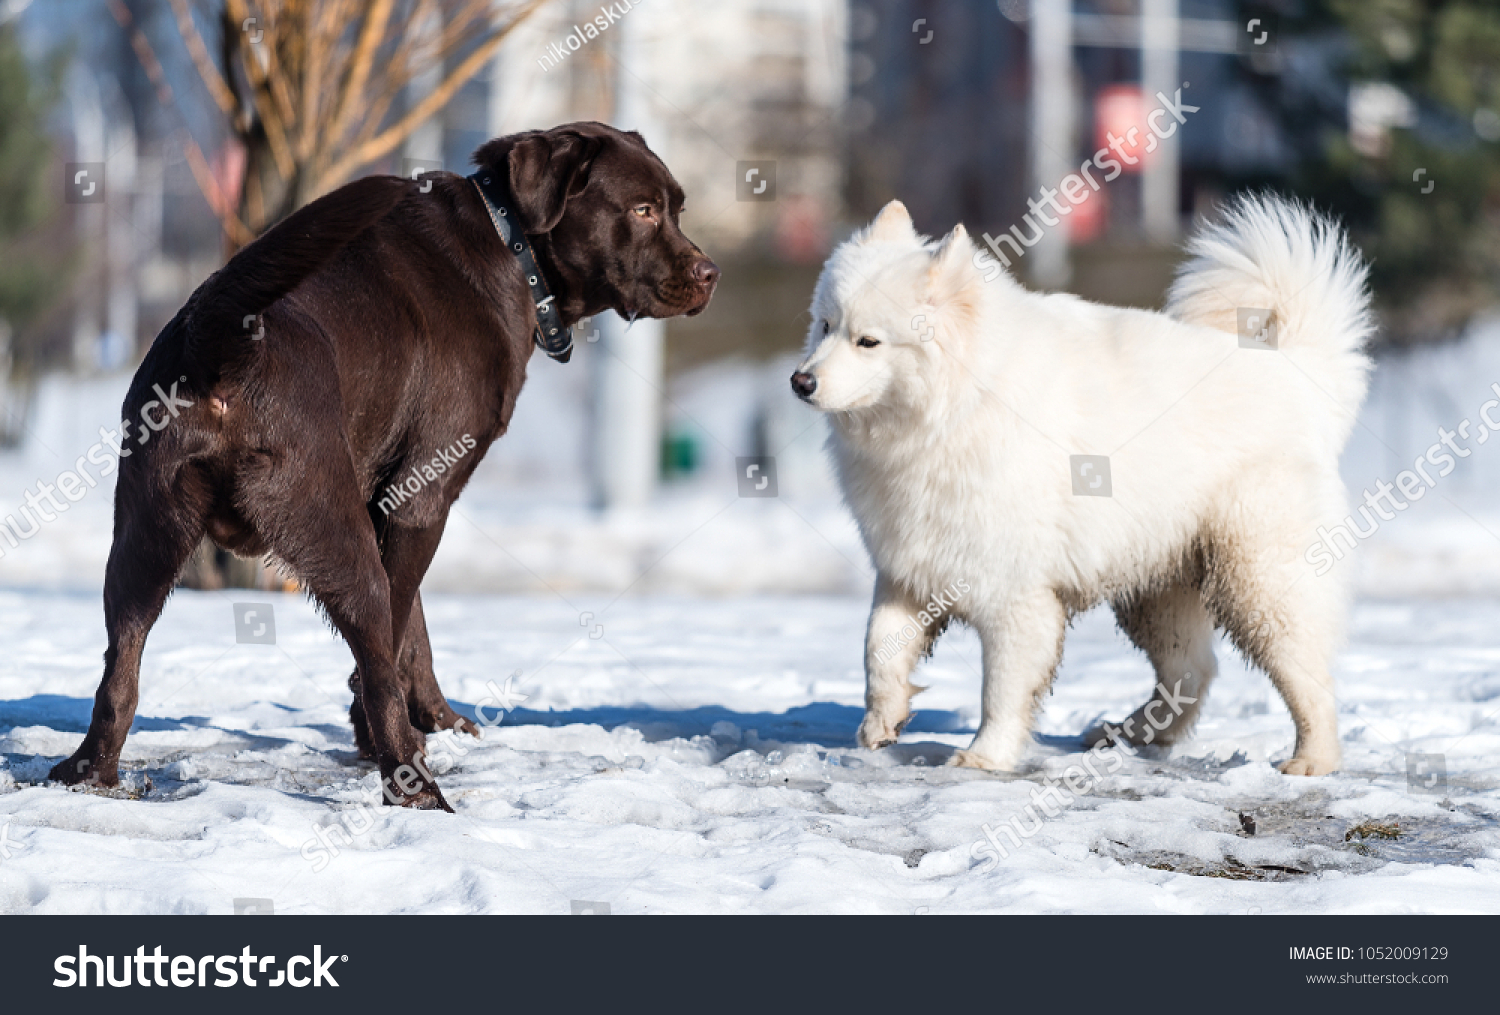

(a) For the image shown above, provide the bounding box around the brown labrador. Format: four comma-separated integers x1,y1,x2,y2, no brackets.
50,122,718,810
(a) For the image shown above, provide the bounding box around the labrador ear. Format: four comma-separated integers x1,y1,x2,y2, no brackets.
861,200,919,245
507,131,604,233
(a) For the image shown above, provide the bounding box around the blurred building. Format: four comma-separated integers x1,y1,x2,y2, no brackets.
11,0,225,386
846,0,1293,306
478,0,850,506
485,0,848,370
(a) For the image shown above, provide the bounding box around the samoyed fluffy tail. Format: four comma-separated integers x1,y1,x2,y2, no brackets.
1166,193,1375,422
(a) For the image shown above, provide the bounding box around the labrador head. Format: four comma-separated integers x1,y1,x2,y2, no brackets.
473,122,719,323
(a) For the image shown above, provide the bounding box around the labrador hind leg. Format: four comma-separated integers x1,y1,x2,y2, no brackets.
247,449,450,809
398,593,480,737
51,471,207,786
349,591,478,760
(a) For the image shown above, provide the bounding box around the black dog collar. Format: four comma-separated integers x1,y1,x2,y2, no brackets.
469,171,573,363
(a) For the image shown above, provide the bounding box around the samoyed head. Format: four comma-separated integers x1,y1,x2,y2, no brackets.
791,200,987,415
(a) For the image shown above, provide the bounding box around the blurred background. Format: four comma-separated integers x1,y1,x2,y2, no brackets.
0,0,1498,598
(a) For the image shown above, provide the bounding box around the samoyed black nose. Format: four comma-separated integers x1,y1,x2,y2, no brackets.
790,371,817,399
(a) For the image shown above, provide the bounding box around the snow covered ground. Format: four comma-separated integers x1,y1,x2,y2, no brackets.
0,588,1497,914
5,323,1500,913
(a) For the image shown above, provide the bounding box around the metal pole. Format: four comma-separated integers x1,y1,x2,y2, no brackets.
1141,0,1181,242
1028,0,1073,288
403,6,444,168
589,5,663,510
66,65,104,372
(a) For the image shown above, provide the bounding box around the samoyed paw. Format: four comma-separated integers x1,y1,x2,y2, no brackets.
948,749,1004,770
1082,713,1161,748
1278,754,1338,776
1081,722,1121,749
857,711,911,750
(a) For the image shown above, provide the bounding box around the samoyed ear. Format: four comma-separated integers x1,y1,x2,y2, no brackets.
861,200,919,245
925,224,982,310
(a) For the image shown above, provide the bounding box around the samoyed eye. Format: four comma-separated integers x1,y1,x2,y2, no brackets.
856,336,880,348
822,320,831,335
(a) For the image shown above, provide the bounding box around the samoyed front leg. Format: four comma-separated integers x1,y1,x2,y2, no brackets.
856,575,934,750
953,591,1067,771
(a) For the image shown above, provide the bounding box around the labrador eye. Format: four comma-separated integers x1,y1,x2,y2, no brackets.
632,205,653,218
856,336,880,348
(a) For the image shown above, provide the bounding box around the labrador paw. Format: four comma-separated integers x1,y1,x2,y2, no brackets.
48,753,117,787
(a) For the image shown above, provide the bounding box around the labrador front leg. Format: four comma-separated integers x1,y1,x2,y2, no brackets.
857,574,939,750
953,591,1067,771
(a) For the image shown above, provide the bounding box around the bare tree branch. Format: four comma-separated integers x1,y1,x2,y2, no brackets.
320,0,550,191
106,0,253,247
106,0,176,106
168,0,237,115
295,4,324,164
151,0,552,237
182,135,255,247
327,0,395,150
220,2,296,183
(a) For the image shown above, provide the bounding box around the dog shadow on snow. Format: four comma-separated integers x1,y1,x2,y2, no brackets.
461,700,1091,767
0,694,360,786
0,694,1093,774
0,693,348,740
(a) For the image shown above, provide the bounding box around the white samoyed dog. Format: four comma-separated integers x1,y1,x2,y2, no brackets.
792,195,1372,775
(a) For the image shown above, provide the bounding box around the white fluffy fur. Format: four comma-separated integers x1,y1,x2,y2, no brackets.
794,195,1373,774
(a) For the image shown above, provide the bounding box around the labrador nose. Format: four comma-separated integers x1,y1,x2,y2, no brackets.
691,258,720,291
790,371,817,399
